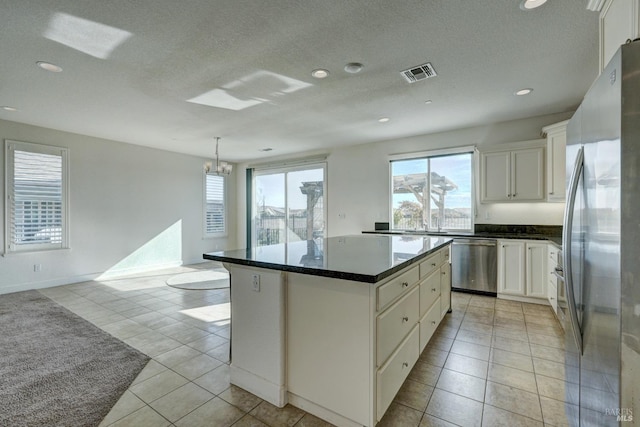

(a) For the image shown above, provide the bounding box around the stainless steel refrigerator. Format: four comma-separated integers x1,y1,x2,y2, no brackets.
561,41,640,426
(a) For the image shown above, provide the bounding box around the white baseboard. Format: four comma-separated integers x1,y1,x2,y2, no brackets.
288,393,365,427
0,272,101,295
0,260,192,295
230,364,287,408
497,293,549,305
97,260,183,279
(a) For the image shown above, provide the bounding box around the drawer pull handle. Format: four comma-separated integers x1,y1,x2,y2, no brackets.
432,288,437,292
402,316,409,323
401,282,409,288
402,362,409,368
431,263,436,267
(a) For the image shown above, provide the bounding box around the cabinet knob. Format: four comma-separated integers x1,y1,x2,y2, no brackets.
401,282,409,288
549,192,554,195
442,271,446,275
402,362,409,368
402,316,409,323
431,263,436,267
432,288,437,292
431,321,436,325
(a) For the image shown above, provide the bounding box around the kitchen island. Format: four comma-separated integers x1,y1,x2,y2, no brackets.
203,234,452,427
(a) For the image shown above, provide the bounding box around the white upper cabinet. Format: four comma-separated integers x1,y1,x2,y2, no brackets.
480,141,545,203
600,0,640,72
542,120,568,203
481,151,511,202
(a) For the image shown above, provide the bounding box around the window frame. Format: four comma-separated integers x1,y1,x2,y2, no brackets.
203,172,227,238
251,161,327,247
4,139,70,254
389,146,476,232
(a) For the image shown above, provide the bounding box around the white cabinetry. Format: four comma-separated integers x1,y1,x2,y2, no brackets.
497,240,548,302
497,240,525,295
287,243,452,426
547,244,560,315
542,120,568,202
480,143,545,203
526,242,547,298
599,0,640,72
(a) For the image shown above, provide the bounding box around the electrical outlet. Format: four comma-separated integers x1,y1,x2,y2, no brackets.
252,274,260,292
33,264,42,272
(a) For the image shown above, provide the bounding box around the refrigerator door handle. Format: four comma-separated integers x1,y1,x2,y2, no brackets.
562,146,584,355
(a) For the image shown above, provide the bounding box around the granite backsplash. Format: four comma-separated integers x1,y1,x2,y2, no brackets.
474,224,562,237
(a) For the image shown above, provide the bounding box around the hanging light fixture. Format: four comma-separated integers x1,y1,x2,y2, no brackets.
204,137,233,175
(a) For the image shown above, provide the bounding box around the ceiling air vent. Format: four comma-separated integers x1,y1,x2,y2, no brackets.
400,62,437,83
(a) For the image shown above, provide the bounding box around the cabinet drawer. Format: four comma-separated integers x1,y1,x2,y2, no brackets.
419,251,442,278
376,325,419,421
377,287,419,366
419,270,440,317
377,266,419,311
419,296,441,352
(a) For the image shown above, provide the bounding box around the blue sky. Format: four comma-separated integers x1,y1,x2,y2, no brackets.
255,168,323,209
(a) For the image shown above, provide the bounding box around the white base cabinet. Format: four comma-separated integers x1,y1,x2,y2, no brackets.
497,240,548,303
286,244,452,427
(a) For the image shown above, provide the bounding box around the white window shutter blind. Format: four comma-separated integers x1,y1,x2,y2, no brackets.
5,141,68,252
205,174,225,235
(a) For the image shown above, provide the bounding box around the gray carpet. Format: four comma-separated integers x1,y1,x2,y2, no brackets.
0,290,150,427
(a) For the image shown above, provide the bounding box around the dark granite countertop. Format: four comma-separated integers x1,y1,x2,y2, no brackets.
203,234,453,283
362,224,563,248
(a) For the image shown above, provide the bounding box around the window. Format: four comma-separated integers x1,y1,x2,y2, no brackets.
391,150,474,231
252,164,326,247
204,174,226,236
5,140,69,253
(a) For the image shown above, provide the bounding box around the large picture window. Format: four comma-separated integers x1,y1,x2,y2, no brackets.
391,150,474,232
204,174,226,236
252,164,325,247
5,140,69,253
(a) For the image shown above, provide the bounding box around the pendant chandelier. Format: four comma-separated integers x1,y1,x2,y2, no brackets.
204,137,232,175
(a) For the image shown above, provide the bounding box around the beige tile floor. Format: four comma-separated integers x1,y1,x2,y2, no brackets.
39,264,571,427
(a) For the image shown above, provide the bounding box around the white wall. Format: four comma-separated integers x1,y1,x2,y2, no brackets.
236,112,571,246
0,119,236,294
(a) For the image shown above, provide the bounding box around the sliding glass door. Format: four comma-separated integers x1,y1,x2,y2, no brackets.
253,165,325,247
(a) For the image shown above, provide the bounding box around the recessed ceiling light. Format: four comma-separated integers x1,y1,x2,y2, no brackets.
1,106,18,112
425,100,433,104
378,117,390,123
36,61,63,72
344,62,363,74
311,69,329,79
515,88,533,96
520,0,547,10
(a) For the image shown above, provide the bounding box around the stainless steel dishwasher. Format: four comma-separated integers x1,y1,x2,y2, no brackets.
451,238,497,296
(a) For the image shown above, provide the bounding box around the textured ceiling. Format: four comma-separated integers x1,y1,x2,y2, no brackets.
0,1,599,162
